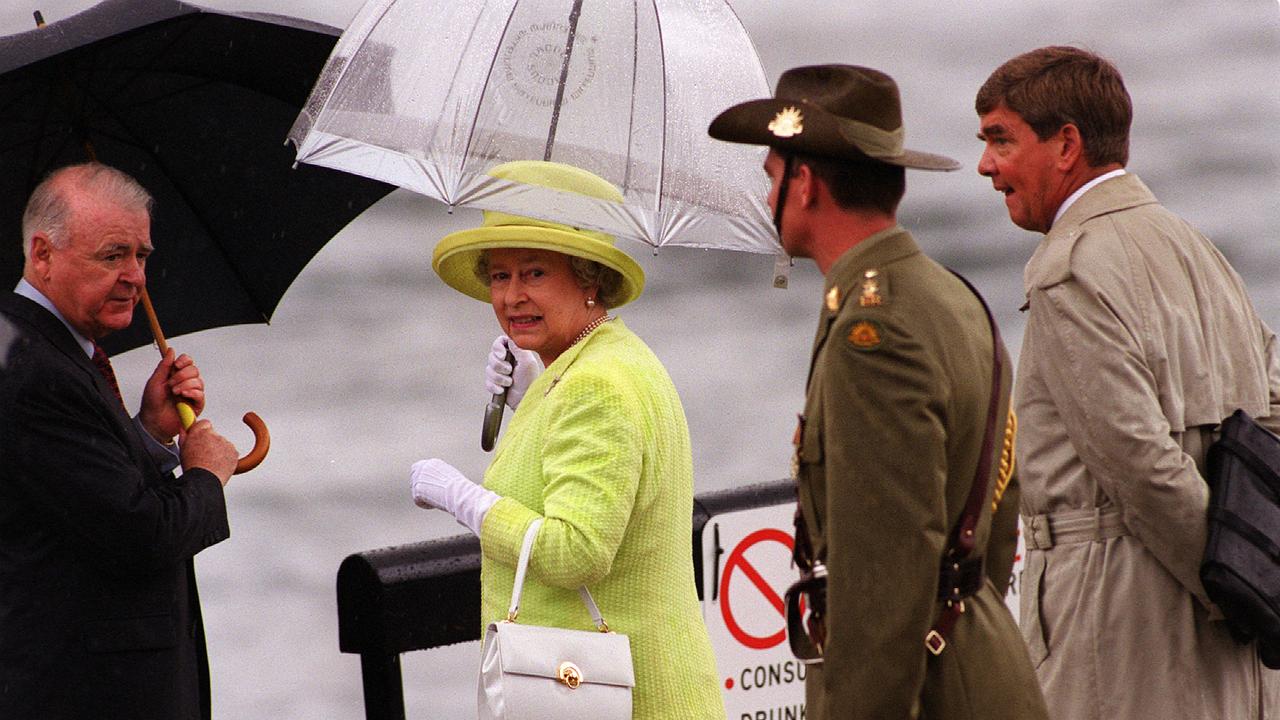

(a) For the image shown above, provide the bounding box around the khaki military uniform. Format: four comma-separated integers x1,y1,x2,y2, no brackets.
794,225,1048,720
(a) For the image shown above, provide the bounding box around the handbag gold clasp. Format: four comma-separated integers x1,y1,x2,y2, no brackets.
556,661,582,689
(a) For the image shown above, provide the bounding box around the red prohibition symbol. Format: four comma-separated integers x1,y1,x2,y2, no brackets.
718,527,795,650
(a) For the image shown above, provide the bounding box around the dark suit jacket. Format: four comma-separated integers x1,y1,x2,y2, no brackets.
0,293,230,720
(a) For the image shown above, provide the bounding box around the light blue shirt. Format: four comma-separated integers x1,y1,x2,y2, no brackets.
13,279,180,473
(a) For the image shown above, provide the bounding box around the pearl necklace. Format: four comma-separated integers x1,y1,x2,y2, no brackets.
571,314,612,348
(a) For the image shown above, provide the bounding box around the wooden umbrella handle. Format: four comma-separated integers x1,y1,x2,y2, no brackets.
138,289,270,474
234,412,270,474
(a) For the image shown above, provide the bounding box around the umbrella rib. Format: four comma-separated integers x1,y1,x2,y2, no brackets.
457,2,522,174
621,2,641,191
651,0,669,218
542,0,585,161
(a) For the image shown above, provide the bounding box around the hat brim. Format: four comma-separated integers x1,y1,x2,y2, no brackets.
709,99,961,172
432,224,646,307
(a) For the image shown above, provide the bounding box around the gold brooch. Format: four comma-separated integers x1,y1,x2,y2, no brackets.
859,269,883,307
768,106,804,138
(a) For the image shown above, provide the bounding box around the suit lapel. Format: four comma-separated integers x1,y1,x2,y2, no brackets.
2,293,140,438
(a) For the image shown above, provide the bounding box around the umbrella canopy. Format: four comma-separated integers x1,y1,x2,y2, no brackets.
288,0,777,255
0,0,395,355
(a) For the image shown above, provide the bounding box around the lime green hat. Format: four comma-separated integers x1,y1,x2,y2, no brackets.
431,161,646,307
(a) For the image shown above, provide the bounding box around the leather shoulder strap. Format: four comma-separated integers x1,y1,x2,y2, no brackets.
946,270,1004,560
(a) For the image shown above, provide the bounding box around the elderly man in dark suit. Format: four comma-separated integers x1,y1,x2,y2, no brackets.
709,65,1048,720
0,162,239,720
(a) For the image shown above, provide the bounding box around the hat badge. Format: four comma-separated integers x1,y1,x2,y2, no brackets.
768,106,804,138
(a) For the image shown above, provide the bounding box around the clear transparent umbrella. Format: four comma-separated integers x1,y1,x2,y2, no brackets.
287,0,778,255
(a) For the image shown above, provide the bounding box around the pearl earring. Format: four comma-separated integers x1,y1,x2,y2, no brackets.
586,297,596,308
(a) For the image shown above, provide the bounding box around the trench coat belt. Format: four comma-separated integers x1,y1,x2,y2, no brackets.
1020,505,1129,666
1022,505,1129,550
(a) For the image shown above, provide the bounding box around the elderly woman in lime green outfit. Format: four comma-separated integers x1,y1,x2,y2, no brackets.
409,160,727,719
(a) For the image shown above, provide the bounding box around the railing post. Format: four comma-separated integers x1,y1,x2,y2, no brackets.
359,653,405,720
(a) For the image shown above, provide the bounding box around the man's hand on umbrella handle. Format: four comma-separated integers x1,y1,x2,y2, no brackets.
181,419,239,486
410,458,498,537
140,348,205,443
485,335,543,410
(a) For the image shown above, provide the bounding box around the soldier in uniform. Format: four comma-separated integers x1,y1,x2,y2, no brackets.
709,65,1048,719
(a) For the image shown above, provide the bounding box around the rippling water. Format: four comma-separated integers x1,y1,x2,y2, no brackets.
6,0,1279,717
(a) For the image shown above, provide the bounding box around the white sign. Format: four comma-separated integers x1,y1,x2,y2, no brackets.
701,502,1025,719
702,504,807,720
1006,520,1026,621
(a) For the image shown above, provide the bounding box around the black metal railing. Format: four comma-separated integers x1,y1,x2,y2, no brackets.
335,478,795,720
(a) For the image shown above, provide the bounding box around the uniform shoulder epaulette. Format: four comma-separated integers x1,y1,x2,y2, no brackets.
842,267,889,352
857,268,886,308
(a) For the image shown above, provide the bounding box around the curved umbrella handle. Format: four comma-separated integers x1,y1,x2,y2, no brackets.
175,401,270,474
233,412,270,474
481,348,515,452
481,395,505,452
137,289,269,474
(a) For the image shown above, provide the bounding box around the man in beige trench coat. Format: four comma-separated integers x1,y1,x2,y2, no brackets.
710,64,1049,720
975,45,1280,719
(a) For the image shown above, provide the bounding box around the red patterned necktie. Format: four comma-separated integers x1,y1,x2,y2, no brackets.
91,343,125,409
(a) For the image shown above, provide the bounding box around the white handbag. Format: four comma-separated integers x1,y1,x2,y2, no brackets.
478,519,635,720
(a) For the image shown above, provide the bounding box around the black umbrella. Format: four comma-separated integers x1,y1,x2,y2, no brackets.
0,0,393,354
0,0,395,471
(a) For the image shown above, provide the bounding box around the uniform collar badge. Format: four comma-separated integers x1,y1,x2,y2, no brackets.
825,286,840,312
859,269,883,307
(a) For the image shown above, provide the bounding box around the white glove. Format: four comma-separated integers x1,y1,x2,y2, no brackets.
410,458,500,537
484,335,544,410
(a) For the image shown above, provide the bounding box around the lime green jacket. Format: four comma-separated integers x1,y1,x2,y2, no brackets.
479,319,725,720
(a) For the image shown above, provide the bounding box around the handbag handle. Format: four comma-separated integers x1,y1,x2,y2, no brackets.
507,519,612,632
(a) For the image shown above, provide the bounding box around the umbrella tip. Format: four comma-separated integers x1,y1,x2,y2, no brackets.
33,10,46,27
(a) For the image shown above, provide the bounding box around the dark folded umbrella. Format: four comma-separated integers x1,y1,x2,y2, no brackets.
0,0,394,355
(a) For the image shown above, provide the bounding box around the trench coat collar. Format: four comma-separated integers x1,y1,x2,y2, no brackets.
1024,173,1159,294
